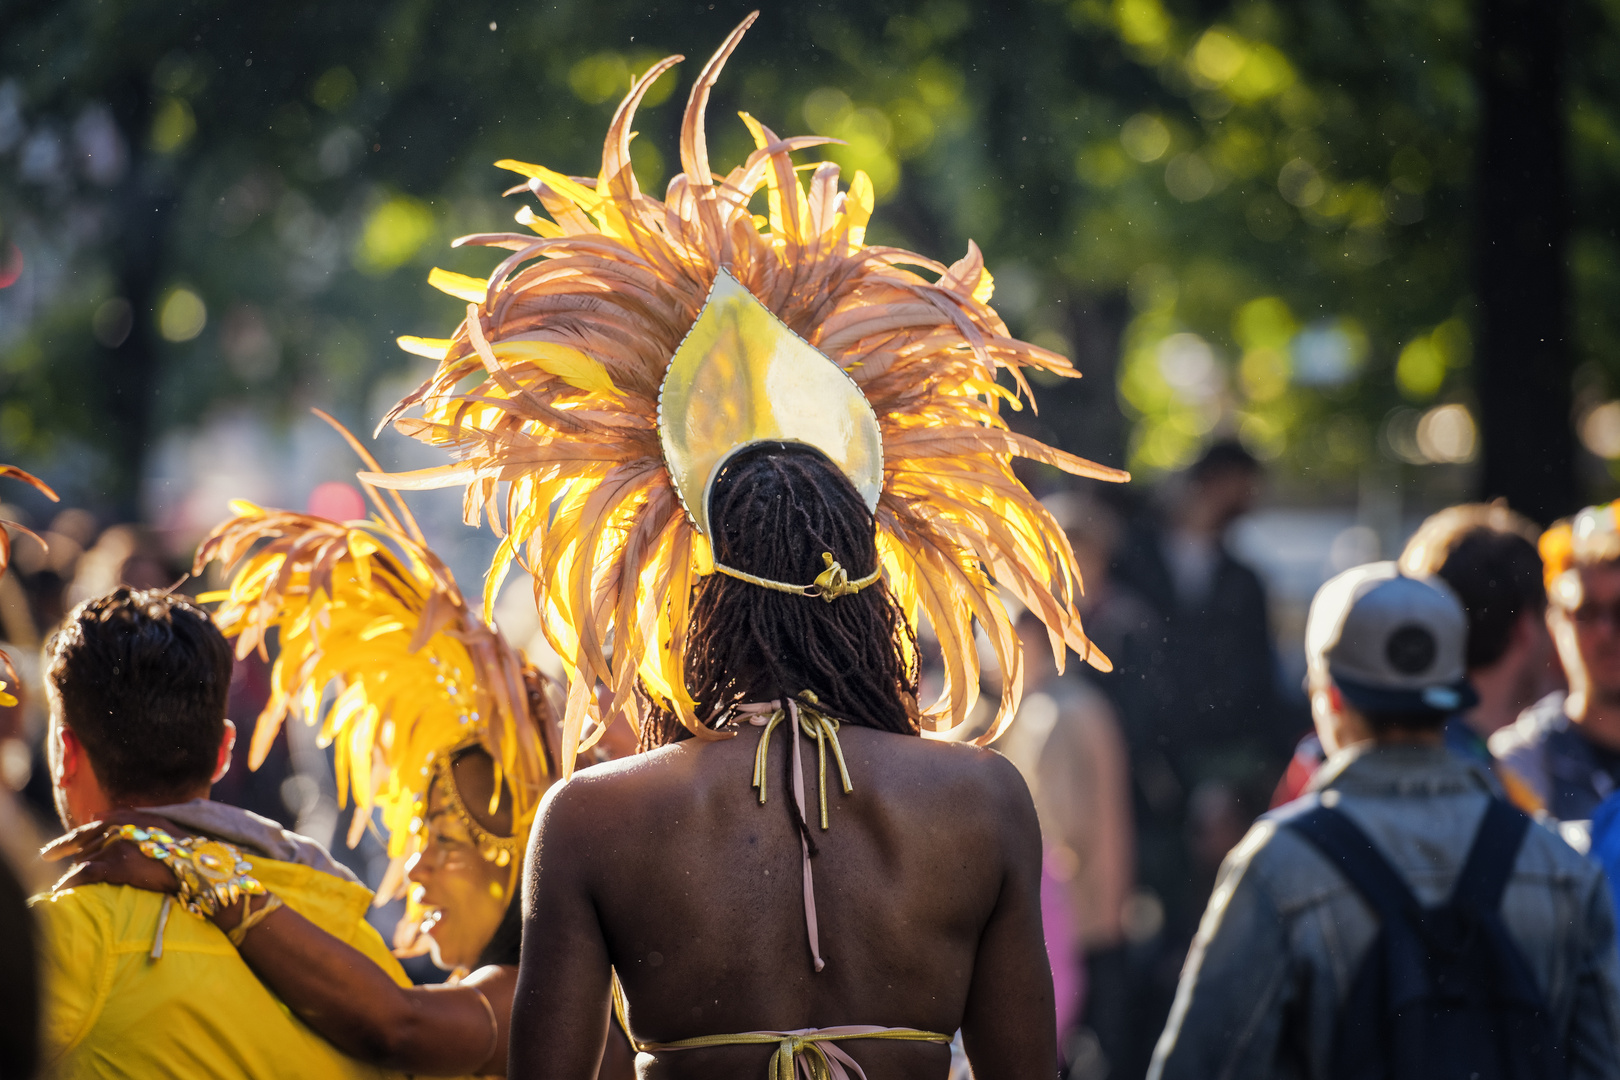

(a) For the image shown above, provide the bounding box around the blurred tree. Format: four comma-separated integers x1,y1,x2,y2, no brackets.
0,0,1615,524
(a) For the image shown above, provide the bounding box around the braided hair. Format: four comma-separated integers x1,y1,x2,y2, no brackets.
639,442,920,748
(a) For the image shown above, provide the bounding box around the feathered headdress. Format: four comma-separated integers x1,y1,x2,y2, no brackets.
0,466,58,707
372,14,1127,776
193,414,551,876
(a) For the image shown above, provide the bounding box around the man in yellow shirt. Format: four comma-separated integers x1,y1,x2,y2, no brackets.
30,586,409,1079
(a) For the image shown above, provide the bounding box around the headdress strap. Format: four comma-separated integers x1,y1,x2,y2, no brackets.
429,748,524,867
713,552,880,602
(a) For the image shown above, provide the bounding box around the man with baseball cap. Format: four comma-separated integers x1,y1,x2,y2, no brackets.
1150,563,1620,1080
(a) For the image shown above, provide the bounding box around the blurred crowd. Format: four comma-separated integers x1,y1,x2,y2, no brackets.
994,439,1613,1078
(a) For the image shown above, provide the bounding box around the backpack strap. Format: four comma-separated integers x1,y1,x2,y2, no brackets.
1287,805,1423,926
1449,800,1531,913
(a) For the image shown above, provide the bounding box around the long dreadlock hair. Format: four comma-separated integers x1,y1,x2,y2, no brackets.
639,442,920,749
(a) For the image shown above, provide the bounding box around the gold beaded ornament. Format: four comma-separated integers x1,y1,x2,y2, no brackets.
423,740,525,868
112,824,267,919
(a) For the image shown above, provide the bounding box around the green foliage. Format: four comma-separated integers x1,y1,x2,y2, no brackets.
0,0,1615,510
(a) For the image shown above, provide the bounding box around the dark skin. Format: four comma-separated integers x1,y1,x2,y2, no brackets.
512,720,1055,1078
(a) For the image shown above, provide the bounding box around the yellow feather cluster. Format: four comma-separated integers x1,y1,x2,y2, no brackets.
372,15,1126,776
194,499,548,858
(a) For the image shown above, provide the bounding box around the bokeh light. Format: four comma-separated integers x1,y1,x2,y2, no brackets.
157,287,207,343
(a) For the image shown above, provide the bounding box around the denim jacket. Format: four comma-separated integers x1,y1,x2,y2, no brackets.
1148,743,1620,1080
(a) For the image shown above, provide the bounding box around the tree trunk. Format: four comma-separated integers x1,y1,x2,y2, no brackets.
99,82,166,522
1474,0,1572,524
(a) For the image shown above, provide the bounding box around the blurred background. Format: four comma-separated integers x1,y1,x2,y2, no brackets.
1,0,1615,1074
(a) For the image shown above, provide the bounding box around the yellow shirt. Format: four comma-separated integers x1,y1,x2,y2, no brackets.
31,855,410,1080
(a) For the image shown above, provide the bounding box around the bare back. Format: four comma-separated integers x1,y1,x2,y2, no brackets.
510,723,1055,1079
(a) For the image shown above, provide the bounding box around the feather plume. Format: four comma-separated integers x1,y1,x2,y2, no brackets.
192,419,550,863
370,14,1127,774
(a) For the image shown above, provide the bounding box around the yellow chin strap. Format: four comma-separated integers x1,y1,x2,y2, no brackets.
712,552,881,602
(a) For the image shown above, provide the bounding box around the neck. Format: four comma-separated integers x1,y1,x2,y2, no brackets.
1461,661,1526,739
1372,727,1445,749
91,788,210,821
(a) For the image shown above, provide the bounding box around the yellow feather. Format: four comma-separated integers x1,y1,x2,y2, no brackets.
397,336,453,360
427,268,487,303
514,205,565,238
489,341,619,396
193,489,553,867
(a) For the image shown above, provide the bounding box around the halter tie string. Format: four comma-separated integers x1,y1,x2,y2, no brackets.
605,708,952,1077
732,698,853,973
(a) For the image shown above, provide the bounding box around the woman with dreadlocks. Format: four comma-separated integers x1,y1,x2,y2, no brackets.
515,441,1069,1078
373,16,1127,1076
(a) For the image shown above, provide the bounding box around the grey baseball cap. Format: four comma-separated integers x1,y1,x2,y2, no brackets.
1305,561,1478,714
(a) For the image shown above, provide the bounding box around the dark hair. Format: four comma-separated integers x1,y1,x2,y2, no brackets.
1399,503,1546,669
639,442,919,748
1434,529,1546,670
1189,438,1262,483
47,587,233,801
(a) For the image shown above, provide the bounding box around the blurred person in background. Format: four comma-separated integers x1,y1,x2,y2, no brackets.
1111,439,1295,1018
1494,503,1620,820
0,850,40,1080
1400,502,1558,776
1039,493,1151,1077
1151,563,1620,1080
999,602,1134,1078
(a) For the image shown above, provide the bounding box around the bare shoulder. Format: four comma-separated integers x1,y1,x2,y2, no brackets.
839,730,1040,835
856,728,1032,786
533,741,696,827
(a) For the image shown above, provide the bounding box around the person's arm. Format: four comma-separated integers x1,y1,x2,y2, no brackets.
958,753,1060,1079
508,778,617,1078
49,823,508,1076
1146,824,1293,1080
226,897,512,1075
1566,871,1620,1080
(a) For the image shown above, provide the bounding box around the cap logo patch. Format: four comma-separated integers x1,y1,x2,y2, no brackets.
1386,623,1437,675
